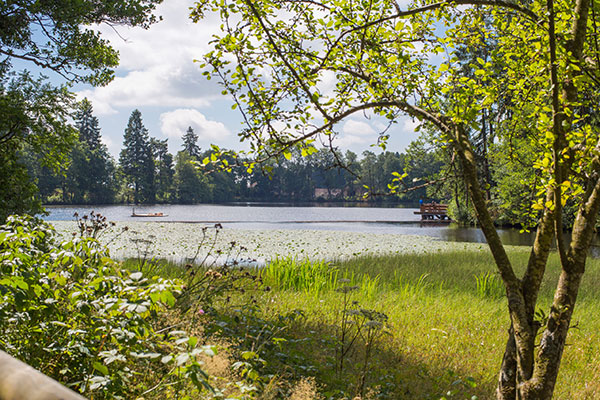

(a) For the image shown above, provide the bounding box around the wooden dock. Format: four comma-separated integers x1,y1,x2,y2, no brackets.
414,203,451,223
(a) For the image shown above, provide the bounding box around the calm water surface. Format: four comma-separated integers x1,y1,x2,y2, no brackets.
43,203,600,254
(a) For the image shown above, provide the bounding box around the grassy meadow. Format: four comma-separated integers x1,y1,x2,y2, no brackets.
128,249,600,399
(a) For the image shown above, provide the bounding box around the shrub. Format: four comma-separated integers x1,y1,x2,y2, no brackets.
0,215,212,399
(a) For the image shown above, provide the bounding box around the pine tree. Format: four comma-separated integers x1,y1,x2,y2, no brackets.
67,99,116,203
75,98,102,150
182,126,200,159
119,110,155,204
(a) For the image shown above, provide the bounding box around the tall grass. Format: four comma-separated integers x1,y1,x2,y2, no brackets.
250,250,600,398
261,257,386,298
261,257,339,295
474,271,505,299
147,248,600,398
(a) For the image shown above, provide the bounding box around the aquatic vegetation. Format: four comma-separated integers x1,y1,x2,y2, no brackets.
51,221,501,263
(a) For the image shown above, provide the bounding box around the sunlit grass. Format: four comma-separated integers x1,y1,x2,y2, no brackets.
144,249,600,399
252,251,600,399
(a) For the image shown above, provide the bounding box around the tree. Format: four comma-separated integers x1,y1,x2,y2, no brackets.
68,99,117,203
195,1,600,398
0,142,42,222
75,99,103,150
0,72,76,219
0,0,163,85
174,151,212,203
120,110,155,204
151,138,175,203
182,126,201,159
0,0,163,217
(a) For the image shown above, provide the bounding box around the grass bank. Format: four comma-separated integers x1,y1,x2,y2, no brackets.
126,249,600,399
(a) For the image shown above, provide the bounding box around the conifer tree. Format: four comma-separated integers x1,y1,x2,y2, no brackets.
119,110,155,204
68,99,116,203
75,98,102,149
182,126,201,159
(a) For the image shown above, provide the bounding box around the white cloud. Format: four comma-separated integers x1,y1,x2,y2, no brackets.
342,120,377,136
77,0,224,115
333,134,371,148
78,66,214,115
160,109,230,140
402,117,422,133
95,0,220,71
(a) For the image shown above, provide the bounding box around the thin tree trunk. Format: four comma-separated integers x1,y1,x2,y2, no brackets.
496,326,517,399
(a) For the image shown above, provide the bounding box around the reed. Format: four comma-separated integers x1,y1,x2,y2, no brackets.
474,271,505,299
261,257,339,295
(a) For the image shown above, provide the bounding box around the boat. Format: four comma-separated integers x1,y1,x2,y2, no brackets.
131,208,167,217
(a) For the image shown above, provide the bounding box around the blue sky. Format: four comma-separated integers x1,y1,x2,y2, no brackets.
70,0,422,159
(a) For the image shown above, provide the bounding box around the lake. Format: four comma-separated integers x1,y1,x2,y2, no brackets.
44,203,543,248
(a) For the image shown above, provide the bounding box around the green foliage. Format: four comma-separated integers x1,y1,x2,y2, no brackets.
182,126,201,159
0,143,44,223
0,215,212,398
174,151,212,203
0,0,163,85
1,0,165,217
0,72,77,170
64,99,117,204
152,138,175,203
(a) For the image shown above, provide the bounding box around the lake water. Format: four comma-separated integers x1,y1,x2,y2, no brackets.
43,203,543,248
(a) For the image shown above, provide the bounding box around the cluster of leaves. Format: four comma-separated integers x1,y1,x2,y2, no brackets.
0,215,213,398
206,305,310,398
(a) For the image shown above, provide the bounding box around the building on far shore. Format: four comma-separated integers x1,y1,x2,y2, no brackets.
314,188,347,200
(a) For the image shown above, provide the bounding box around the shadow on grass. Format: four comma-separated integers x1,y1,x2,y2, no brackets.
205,300,494,400
126,251,600,399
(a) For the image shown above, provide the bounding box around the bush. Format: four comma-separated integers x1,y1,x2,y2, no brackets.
0,215,212,399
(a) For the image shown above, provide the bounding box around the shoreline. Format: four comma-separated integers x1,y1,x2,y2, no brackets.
50,221,522,263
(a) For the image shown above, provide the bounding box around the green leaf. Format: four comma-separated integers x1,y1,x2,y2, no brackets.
241,351,257,360
93,361,109,375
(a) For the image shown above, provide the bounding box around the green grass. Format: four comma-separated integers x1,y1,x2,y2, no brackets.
146,250,600,399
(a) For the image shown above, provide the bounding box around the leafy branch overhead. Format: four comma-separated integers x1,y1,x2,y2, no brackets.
0,0,164,84
194,0,600,398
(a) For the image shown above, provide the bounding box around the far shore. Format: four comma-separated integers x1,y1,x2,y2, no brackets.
50,221,525,263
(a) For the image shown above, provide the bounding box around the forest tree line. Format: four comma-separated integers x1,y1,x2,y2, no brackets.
12,96,565,228
20,100,445,207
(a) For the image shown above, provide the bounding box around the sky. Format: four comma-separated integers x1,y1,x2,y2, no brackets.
73,0,423,159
